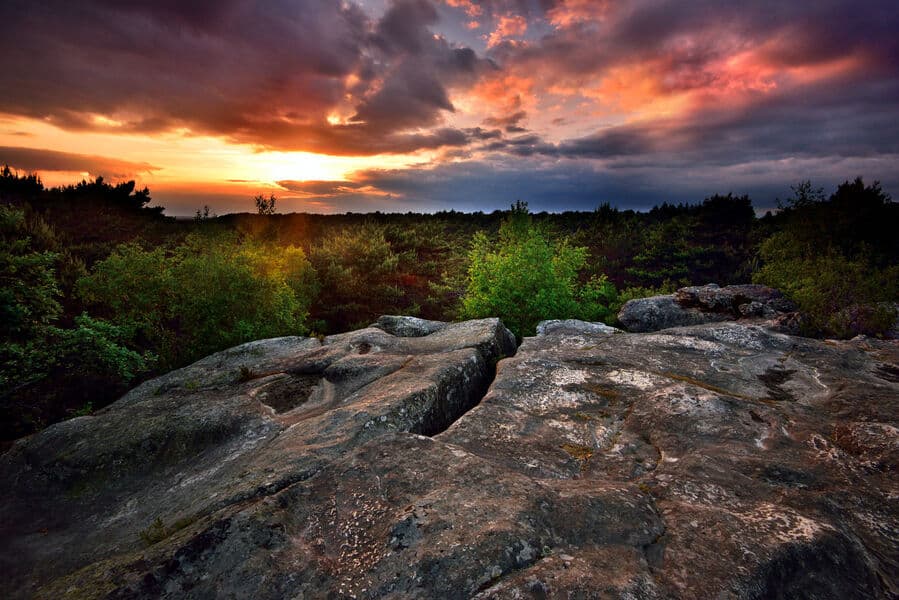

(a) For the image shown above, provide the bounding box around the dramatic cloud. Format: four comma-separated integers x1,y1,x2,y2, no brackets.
2,0,898,213
0,0,492,155
344,153,899,213
0,146,158,179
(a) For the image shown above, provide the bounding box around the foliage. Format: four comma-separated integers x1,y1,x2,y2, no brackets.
3,167,898,440
0,207,151,438
754,238,897,337
754,178,898,337
0,165,43,199
0,206,61,341
461,204,618,338
625,218,696,286
45,314,153,383
307,223,408,331
624,194,755,287
139,517,169,545
78,233,315,368
255,193,277,215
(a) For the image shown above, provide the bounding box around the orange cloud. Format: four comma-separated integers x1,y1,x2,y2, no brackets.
487,14,528,48
468,73,537,118
546,0,613,28
445,0,482,18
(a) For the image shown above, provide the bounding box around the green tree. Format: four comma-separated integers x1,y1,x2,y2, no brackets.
0,207,61,343
308,223,406,331
753,178,898,337
0,207,151,438
78,234,316,368
461,203,617,339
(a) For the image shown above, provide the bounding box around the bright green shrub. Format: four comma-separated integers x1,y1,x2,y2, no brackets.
461,204,618,338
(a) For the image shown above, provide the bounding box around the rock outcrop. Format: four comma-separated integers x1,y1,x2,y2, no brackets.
1,314,897,599
618,284,797,333
0,318,515,599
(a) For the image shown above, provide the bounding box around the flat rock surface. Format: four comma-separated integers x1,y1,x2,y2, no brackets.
2,318,897,599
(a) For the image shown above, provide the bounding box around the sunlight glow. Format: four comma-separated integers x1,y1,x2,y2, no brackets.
0,115,430,214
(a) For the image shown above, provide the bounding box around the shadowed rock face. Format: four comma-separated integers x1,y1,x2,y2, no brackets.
1,317,897,599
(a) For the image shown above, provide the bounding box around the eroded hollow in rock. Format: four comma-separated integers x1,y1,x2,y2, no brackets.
758,367,796,402
254,374,323,414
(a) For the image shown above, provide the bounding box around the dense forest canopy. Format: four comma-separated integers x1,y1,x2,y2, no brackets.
1,166,897,443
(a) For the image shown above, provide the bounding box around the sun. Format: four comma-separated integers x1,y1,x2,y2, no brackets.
251,151,351,184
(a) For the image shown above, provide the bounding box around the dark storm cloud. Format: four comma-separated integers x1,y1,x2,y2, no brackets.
351,0,495,135
473,0,899,180
374,0,441,54
4,0,899,212
0,0,491,155
346,154,899,214
0,0,364,136
0,146,158,179
556,77,899,165
348,159,705,211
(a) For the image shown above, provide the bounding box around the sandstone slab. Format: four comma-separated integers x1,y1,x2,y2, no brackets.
446,323,898,598
2,318,897,599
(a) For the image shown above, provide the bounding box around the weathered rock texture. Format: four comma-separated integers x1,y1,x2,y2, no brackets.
0,318,515,599
618,284,797,333
2,316,897,599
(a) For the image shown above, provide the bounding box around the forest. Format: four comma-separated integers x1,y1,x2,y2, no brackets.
1,166,897,443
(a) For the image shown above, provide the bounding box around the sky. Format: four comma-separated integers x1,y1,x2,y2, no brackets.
1,0,898,215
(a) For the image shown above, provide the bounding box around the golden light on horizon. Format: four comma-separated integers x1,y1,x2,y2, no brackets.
0,115,428,200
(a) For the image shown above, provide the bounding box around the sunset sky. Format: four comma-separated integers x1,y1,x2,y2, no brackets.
1,0,898,215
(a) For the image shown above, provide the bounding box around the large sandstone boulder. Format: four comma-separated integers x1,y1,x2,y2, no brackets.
1,317,897,599
674,283,795,314
0,318,516,599
617,294,732,332
535,319,622,336
618,284,797,333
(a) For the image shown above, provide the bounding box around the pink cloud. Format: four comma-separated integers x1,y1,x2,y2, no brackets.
487,14,528,48
546,0,613,28
445,0,482,18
